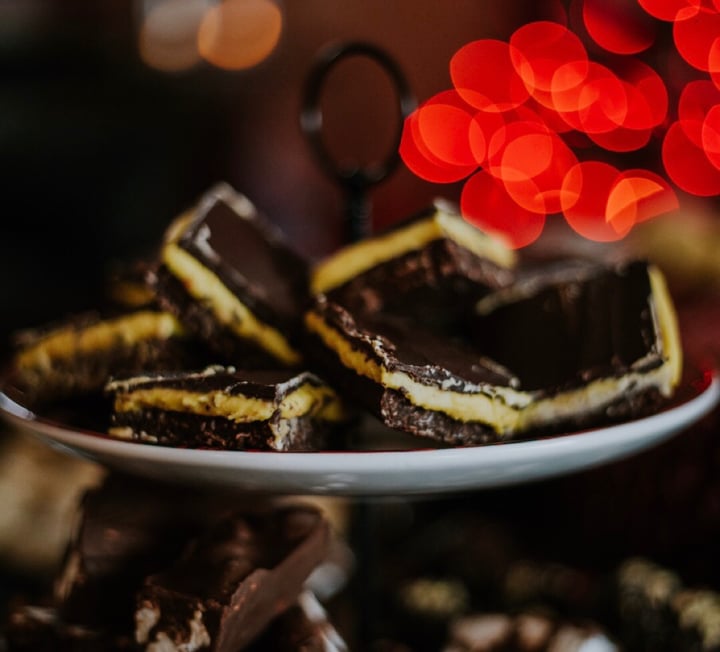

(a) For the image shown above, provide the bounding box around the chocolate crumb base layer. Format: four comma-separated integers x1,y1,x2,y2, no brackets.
109,408,329,451
134,506,330,652
105,367,346,451
152,265,299,369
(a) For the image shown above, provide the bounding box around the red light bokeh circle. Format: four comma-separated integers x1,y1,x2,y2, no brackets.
461,170,546,248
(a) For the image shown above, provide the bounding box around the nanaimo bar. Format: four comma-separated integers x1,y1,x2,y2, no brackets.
152,183,309,367
106,366,346,451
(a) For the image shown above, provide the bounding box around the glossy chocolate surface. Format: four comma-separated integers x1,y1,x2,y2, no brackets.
179,198,309,325
472,260,663,392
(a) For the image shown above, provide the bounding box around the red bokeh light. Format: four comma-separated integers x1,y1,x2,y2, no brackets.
561,161,633,241
662,120,720,196
398,15,693,248
702,104,720,169
709,37,720,89
582,0,657,54
415,91,476,167
620,59,669,128
451,40,529,112
510,22,589,95
486,120,579,214
637,0,701,21
461,170,546,249
468,110,507,166
679,80,720,124
606,170,678,232
552,62,629,134
672,5,720,71
399,112,477,184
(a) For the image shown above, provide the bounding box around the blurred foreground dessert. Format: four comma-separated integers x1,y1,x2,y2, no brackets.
2,474,344,651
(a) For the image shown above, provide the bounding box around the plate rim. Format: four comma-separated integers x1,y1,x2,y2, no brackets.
1,368,718,494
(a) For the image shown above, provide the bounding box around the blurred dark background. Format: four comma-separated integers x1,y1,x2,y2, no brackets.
0,0,557,357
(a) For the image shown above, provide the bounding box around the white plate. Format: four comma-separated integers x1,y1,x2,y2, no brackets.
1,369,717,496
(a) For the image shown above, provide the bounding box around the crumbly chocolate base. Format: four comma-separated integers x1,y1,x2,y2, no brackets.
110,408,328,451
152,265,294,368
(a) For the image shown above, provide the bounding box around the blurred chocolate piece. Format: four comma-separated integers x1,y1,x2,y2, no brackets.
616,557,720,651
106,365,346,450
54,474,246,635
5,309,190,407
151,182,309,367
616,557,681,651
4,604,133,651
134,505,330,651
444,612,618,652
672,589,720,652
312,199,515,329
247,591,348,651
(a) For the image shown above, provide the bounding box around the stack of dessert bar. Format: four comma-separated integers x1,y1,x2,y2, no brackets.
5,182,682,450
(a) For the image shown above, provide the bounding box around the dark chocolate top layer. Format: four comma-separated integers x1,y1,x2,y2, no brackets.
312,296,518,392
473,259,664,391
179,198,309,324
106,366,324,400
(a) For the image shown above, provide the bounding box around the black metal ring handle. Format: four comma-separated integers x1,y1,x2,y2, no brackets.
301,41,416,242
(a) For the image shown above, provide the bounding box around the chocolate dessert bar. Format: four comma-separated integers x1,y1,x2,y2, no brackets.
134,506,330,651
247,591,348,651
6,310,189,406
304,259,681,444
106,366,346,450
311,200,516,327
305,294,523,445
472,259,682,430
151,183,309,367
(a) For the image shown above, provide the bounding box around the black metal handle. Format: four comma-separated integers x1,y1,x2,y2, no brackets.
301,41,416,242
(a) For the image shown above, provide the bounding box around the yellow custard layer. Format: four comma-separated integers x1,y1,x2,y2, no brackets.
112,381,345,423
162,243,301,366
311,203,516,295
15,311,183,372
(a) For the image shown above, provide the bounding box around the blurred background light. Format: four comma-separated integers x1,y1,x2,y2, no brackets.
197,0,283,70
138,0,209,72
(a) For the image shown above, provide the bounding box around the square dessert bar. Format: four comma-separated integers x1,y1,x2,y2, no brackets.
106,366,346,451
472,259,682,431
304,260,682,444
311,199,516,327
152,183,309,367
